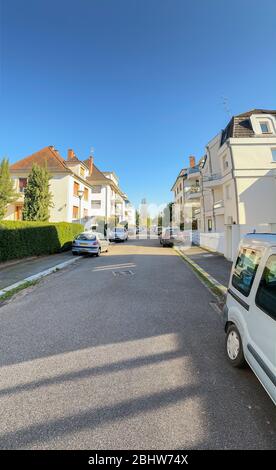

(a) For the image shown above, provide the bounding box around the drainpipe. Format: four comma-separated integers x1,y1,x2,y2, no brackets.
200,168,206,233
105,185,108,235
227,141,240,225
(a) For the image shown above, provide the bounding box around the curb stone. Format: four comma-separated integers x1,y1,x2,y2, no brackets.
0,257,80,298
174,246,227,298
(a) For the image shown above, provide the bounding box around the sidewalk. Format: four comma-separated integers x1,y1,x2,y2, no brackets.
175,244,232,297
0,251,78,292
180,245,232,287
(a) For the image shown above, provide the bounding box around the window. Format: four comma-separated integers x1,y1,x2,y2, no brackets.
271,149,276,162
91,200,101,209
92,185,102,193
72,206,79,219
232,248,261,297
260,122,270,134
256,255,276,320
73,181,79,197
223,156,229,171
84,187,89,201
19,178,27,193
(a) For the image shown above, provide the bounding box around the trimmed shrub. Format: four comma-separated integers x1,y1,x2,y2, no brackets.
0,221,83,262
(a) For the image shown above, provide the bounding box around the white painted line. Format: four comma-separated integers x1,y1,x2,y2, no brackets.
0,257,80,297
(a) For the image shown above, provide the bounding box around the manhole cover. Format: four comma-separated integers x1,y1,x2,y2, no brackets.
112,270,135,277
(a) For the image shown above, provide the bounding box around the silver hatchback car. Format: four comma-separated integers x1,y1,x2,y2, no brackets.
72,231,109,256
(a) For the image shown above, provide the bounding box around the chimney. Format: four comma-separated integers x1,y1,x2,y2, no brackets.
67,149,74,161
189,156,196,168
88,155,94,175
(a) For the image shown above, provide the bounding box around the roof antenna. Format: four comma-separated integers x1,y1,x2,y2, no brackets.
221,96,232,118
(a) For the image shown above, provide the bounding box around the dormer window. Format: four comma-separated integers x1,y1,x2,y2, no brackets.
260,122,270,134
251,114,276,135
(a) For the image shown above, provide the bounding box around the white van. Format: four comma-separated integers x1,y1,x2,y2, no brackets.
223,233,276,404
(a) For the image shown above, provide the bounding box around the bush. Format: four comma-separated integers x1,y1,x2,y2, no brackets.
0,221,83,262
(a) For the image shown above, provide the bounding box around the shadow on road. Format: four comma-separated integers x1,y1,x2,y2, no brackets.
0,239,275,449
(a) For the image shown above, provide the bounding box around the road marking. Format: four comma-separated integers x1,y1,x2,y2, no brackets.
209,301,222,315
93,263,136,272
112,270,135,277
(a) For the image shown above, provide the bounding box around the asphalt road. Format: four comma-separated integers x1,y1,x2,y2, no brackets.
0,239,275,449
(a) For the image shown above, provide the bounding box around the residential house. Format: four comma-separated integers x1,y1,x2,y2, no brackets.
6,146,93,222
5,146,134,228
171,156,202,230
171,167,187,226
83,162,130,228
199,109,276,259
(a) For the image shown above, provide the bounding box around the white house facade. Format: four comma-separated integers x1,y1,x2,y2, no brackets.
196,109,276,259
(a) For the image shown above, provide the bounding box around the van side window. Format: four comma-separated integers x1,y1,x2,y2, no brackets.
256,255,276,320
232,248,260,297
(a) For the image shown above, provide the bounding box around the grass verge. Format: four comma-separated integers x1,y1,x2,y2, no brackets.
0,280,39,302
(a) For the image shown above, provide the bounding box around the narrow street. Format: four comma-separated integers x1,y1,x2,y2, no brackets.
0,239,275,449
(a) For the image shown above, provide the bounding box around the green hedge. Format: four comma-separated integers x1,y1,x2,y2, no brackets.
0,221,83,262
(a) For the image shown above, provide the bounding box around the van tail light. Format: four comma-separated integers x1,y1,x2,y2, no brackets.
92,241,99,246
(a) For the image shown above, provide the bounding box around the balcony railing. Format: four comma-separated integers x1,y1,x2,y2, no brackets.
188,186,200,193
203,173,222,182
186,186,201,198
213,200,224,210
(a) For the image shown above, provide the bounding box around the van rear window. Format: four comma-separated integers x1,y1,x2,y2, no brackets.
232,248,260,297
256,255,276,320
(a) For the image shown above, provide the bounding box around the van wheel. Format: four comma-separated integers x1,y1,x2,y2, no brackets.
225,325,246,368
96,248,101,257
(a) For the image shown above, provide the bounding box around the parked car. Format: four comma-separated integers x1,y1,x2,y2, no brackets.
157,226,163,236
109,227,128,242
72,231,109,256
159,227,179,247
223,233,276,404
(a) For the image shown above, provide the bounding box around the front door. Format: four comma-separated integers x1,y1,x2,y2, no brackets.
15,205,23,220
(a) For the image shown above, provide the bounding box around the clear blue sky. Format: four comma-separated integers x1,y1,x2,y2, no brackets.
1,0,276,207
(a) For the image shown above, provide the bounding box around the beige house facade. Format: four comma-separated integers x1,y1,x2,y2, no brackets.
5,146,133,228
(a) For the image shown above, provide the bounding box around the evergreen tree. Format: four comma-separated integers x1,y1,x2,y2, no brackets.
23,164,53,221
0,158,17,220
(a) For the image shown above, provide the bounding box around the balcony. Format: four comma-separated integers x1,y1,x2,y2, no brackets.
186,185,201,200
187,166,200,180
202,172,222,188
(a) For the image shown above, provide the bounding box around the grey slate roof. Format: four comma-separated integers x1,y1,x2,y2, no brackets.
221,109,276,146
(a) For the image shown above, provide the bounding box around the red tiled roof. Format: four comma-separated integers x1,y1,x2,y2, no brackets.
10,146,70,173
83,159,111,183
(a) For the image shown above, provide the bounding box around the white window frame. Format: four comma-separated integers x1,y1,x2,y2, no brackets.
250,114,276,135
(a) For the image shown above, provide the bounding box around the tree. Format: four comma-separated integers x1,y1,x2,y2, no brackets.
162,202,174,227
135,209,140,228
23,164,53,221
0,158,17,220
